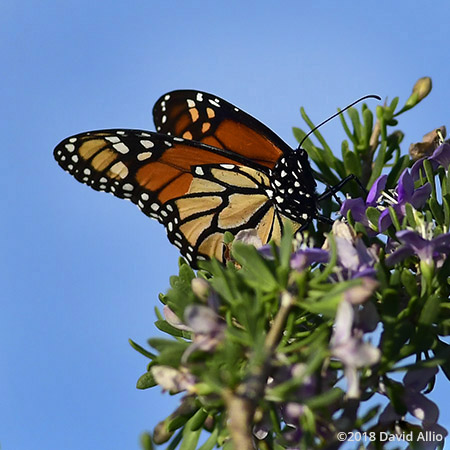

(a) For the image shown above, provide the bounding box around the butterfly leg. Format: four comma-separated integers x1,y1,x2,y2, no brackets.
317,174,367,202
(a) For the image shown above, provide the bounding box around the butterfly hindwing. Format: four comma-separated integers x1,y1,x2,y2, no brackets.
153,90,292,168
54,129,301,266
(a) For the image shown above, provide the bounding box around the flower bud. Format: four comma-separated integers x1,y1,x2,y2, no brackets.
412,76,432,102
153,420,173,444
191,277,210,302
405,77,432,109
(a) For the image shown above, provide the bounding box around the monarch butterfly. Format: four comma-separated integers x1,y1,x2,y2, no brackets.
53,90,376,267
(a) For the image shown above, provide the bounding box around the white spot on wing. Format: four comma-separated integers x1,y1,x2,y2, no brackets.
195,167,204,176
137,152,152,161
106,136,121,143
196,93,203,102
113,142,129,154
123,183,134,191
140,140,154,149
187,99,195,108
65,144,75,152
110,161,129,178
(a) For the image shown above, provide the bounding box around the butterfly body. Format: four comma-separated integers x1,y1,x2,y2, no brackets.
54,90,319,267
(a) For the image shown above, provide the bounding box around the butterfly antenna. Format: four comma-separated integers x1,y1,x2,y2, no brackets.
297,94,381,150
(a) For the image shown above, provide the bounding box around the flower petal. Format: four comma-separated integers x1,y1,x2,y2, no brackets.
385,246,414,266
291,248,329,271
340,198,368,223
397,170,414,202
378,209,392,232
404,367,438,391
410,183,432,209
397,230,428,252
366,174,387,204
405,391,439,423
430,142,450,169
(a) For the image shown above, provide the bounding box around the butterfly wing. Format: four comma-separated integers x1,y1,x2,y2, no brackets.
54,129,301,267
153,90,292,168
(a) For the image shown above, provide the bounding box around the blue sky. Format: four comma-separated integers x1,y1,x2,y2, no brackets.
1,1,449,449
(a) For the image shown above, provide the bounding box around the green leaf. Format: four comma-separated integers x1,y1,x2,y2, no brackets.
389,96,400,114
168,416,190,433
419,294,441,326
165,429,184,450
154,320,187,338
429,198,444,225
140,432,154,450
347,107,362,143
298,293,342,318
189,408,208,431
404,203,417,229
197,427,220,450
388,205,401,231
304,387,343,409
443,194,450,228
401,269,417,297
386,380,407,416
339,113,357,146
300,108,334,159
423,159,436,200
366,207,381,230
368,141,387,187
386,155,410,187
129,339,156,360
179,421,201,450
148,339,189,366
231,241,278,292
342,144,362,177
137,371,157,390
362,107,374,148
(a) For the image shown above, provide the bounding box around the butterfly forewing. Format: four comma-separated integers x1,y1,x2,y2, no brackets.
54,128,301,267
153,90,292,168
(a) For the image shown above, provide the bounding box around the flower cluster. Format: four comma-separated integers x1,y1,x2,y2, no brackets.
134,78,449,450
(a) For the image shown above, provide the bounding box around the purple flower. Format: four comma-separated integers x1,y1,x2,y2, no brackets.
378,169,431,231
182,305,226,360
411,142,450,180
164,304,226,363
386,229,450,266
290,247,329,271
340,175,387,232
330,299,381,398
330,277,380,398
330,221,378,279
379,367,439,424
378,367,448,448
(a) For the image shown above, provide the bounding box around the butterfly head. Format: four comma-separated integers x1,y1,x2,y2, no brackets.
270,149,318,225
